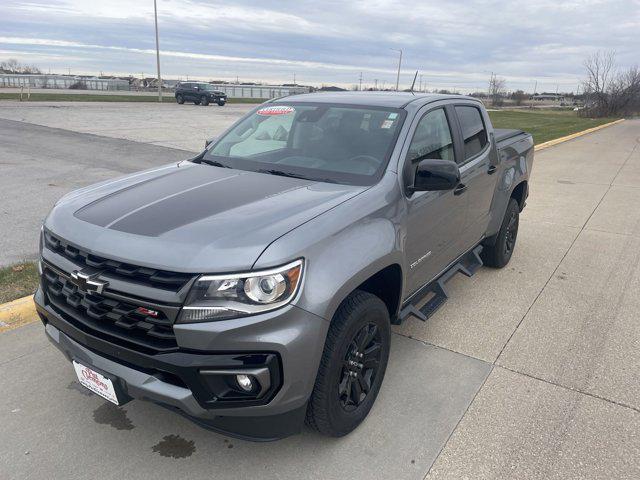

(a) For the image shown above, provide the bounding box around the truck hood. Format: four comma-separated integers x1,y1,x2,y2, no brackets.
45,162,365,273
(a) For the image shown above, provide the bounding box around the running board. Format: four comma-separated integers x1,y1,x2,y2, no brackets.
396,245,484,324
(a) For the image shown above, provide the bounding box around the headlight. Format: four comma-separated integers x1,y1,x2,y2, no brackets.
178,259,303,323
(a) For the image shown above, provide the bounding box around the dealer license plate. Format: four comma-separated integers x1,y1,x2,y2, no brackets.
72,361,119,405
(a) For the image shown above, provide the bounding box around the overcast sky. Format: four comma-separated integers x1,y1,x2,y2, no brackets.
1,0,638,92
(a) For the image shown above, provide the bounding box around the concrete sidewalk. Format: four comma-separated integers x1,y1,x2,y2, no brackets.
420,119,640,479
0,104,638,479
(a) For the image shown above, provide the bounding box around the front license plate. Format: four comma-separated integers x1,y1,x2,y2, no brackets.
73,361,119,405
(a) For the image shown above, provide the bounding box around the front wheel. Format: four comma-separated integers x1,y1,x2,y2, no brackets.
482,197,520,268
217,100,226,106
306,290,390,437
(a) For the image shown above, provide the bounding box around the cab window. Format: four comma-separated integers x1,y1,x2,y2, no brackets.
455,106,488,160
406,108,454,163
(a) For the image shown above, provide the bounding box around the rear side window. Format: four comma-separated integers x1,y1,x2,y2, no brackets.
406,108,454,163
455,106,488,160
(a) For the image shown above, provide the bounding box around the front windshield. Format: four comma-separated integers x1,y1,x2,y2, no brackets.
202,102,406,186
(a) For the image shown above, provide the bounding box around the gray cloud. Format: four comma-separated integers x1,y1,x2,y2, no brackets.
1,0,638,92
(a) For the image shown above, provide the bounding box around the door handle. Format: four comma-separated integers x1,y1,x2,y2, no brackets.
453,183,467,196
487,165,497,175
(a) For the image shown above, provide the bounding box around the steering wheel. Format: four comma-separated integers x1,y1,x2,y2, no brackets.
347,155,380,173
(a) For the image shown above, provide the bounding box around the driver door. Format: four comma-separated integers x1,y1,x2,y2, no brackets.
402,104,468,295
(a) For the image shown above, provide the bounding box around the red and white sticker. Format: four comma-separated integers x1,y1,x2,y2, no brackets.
257,105,295,116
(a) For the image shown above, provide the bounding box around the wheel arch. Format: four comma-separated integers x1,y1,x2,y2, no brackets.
510,180,528,211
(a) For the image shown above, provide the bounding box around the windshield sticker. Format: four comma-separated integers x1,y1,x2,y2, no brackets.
257,106,295,116
388,113,398,119
381,119,394,129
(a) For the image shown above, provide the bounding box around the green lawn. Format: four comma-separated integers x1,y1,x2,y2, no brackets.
488,109,619,145
0,92,262,103
0,262,39,304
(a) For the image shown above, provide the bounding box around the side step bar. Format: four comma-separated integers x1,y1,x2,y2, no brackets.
395,245,483,324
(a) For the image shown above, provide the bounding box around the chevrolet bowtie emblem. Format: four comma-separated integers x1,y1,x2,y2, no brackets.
70,271,108,294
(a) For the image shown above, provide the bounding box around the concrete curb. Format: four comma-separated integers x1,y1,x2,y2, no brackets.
0,295,37,333
535,119,625,151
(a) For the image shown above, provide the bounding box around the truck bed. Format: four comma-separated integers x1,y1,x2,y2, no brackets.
495,128,529,147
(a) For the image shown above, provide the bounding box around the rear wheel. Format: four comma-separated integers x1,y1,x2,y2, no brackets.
175,94,184,104
306,290,390,437
482,197,520,268
200,95,209,106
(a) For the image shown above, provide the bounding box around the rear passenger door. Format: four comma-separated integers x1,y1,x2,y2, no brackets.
453,104,499,249
402,104,468,295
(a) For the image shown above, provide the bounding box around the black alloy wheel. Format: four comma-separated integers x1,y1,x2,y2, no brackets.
339,323,382,411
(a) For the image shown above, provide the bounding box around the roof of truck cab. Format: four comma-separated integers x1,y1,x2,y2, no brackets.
276,91,475,108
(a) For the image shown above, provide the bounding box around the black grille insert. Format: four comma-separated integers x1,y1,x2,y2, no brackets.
44,231,192,291
42,265,178,353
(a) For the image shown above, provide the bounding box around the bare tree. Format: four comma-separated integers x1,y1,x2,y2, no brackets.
581,51,640,117
488,74,506,106
582,51,616,116
608,66,640,115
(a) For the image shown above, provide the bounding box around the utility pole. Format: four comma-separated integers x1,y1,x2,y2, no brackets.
153,0,162,102
533,80,537,95
419,74,423,92
374,79,378,90
293,72,296,85
358,72,363,91
390,48,402,91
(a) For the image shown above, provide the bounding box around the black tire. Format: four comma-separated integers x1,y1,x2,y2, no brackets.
193,99,201,105
175,94,184,104
200,95,209,106
306,290,391,437
217,100,226,106
482,197,520,268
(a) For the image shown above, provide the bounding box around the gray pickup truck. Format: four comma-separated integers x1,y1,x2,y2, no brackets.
35,92,533,440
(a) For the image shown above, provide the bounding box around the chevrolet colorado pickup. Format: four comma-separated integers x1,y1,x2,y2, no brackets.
35,92,533,440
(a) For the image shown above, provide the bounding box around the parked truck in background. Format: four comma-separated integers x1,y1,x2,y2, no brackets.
35,92,533,440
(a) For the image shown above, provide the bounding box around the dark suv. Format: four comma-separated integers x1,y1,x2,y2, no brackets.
175,82,227,106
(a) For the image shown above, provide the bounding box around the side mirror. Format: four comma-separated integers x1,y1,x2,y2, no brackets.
411,159,460,192
205,137,216,148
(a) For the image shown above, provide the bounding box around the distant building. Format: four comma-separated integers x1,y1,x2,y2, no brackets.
0,73,129,91
205,83,311,99
531,93,566,102
318,86,346,92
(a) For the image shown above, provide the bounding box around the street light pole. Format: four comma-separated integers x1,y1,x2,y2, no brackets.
153,0,162,102
390,48,402,91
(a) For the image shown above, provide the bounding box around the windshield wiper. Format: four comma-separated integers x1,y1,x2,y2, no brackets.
258,168,339,184
200,159,231,168
258,168,310,180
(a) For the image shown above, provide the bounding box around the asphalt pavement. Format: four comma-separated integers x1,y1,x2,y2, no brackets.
0,102,639,479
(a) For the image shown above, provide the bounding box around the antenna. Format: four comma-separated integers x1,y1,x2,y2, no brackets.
409,70,419,95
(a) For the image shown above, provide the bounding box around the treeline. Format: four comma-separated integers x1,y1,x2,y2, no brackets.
0,58,42,74
582,51,640,117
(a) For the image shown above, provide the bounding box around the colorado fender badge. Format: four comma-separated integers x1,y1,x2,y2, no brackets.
257,105,295,116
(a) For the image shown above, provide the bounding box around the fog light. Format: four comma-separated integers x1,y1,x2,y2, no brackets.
236,374,253,392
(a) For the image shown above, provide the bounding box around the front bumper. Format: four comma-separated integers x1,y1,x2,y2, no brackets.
35,287,328,440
